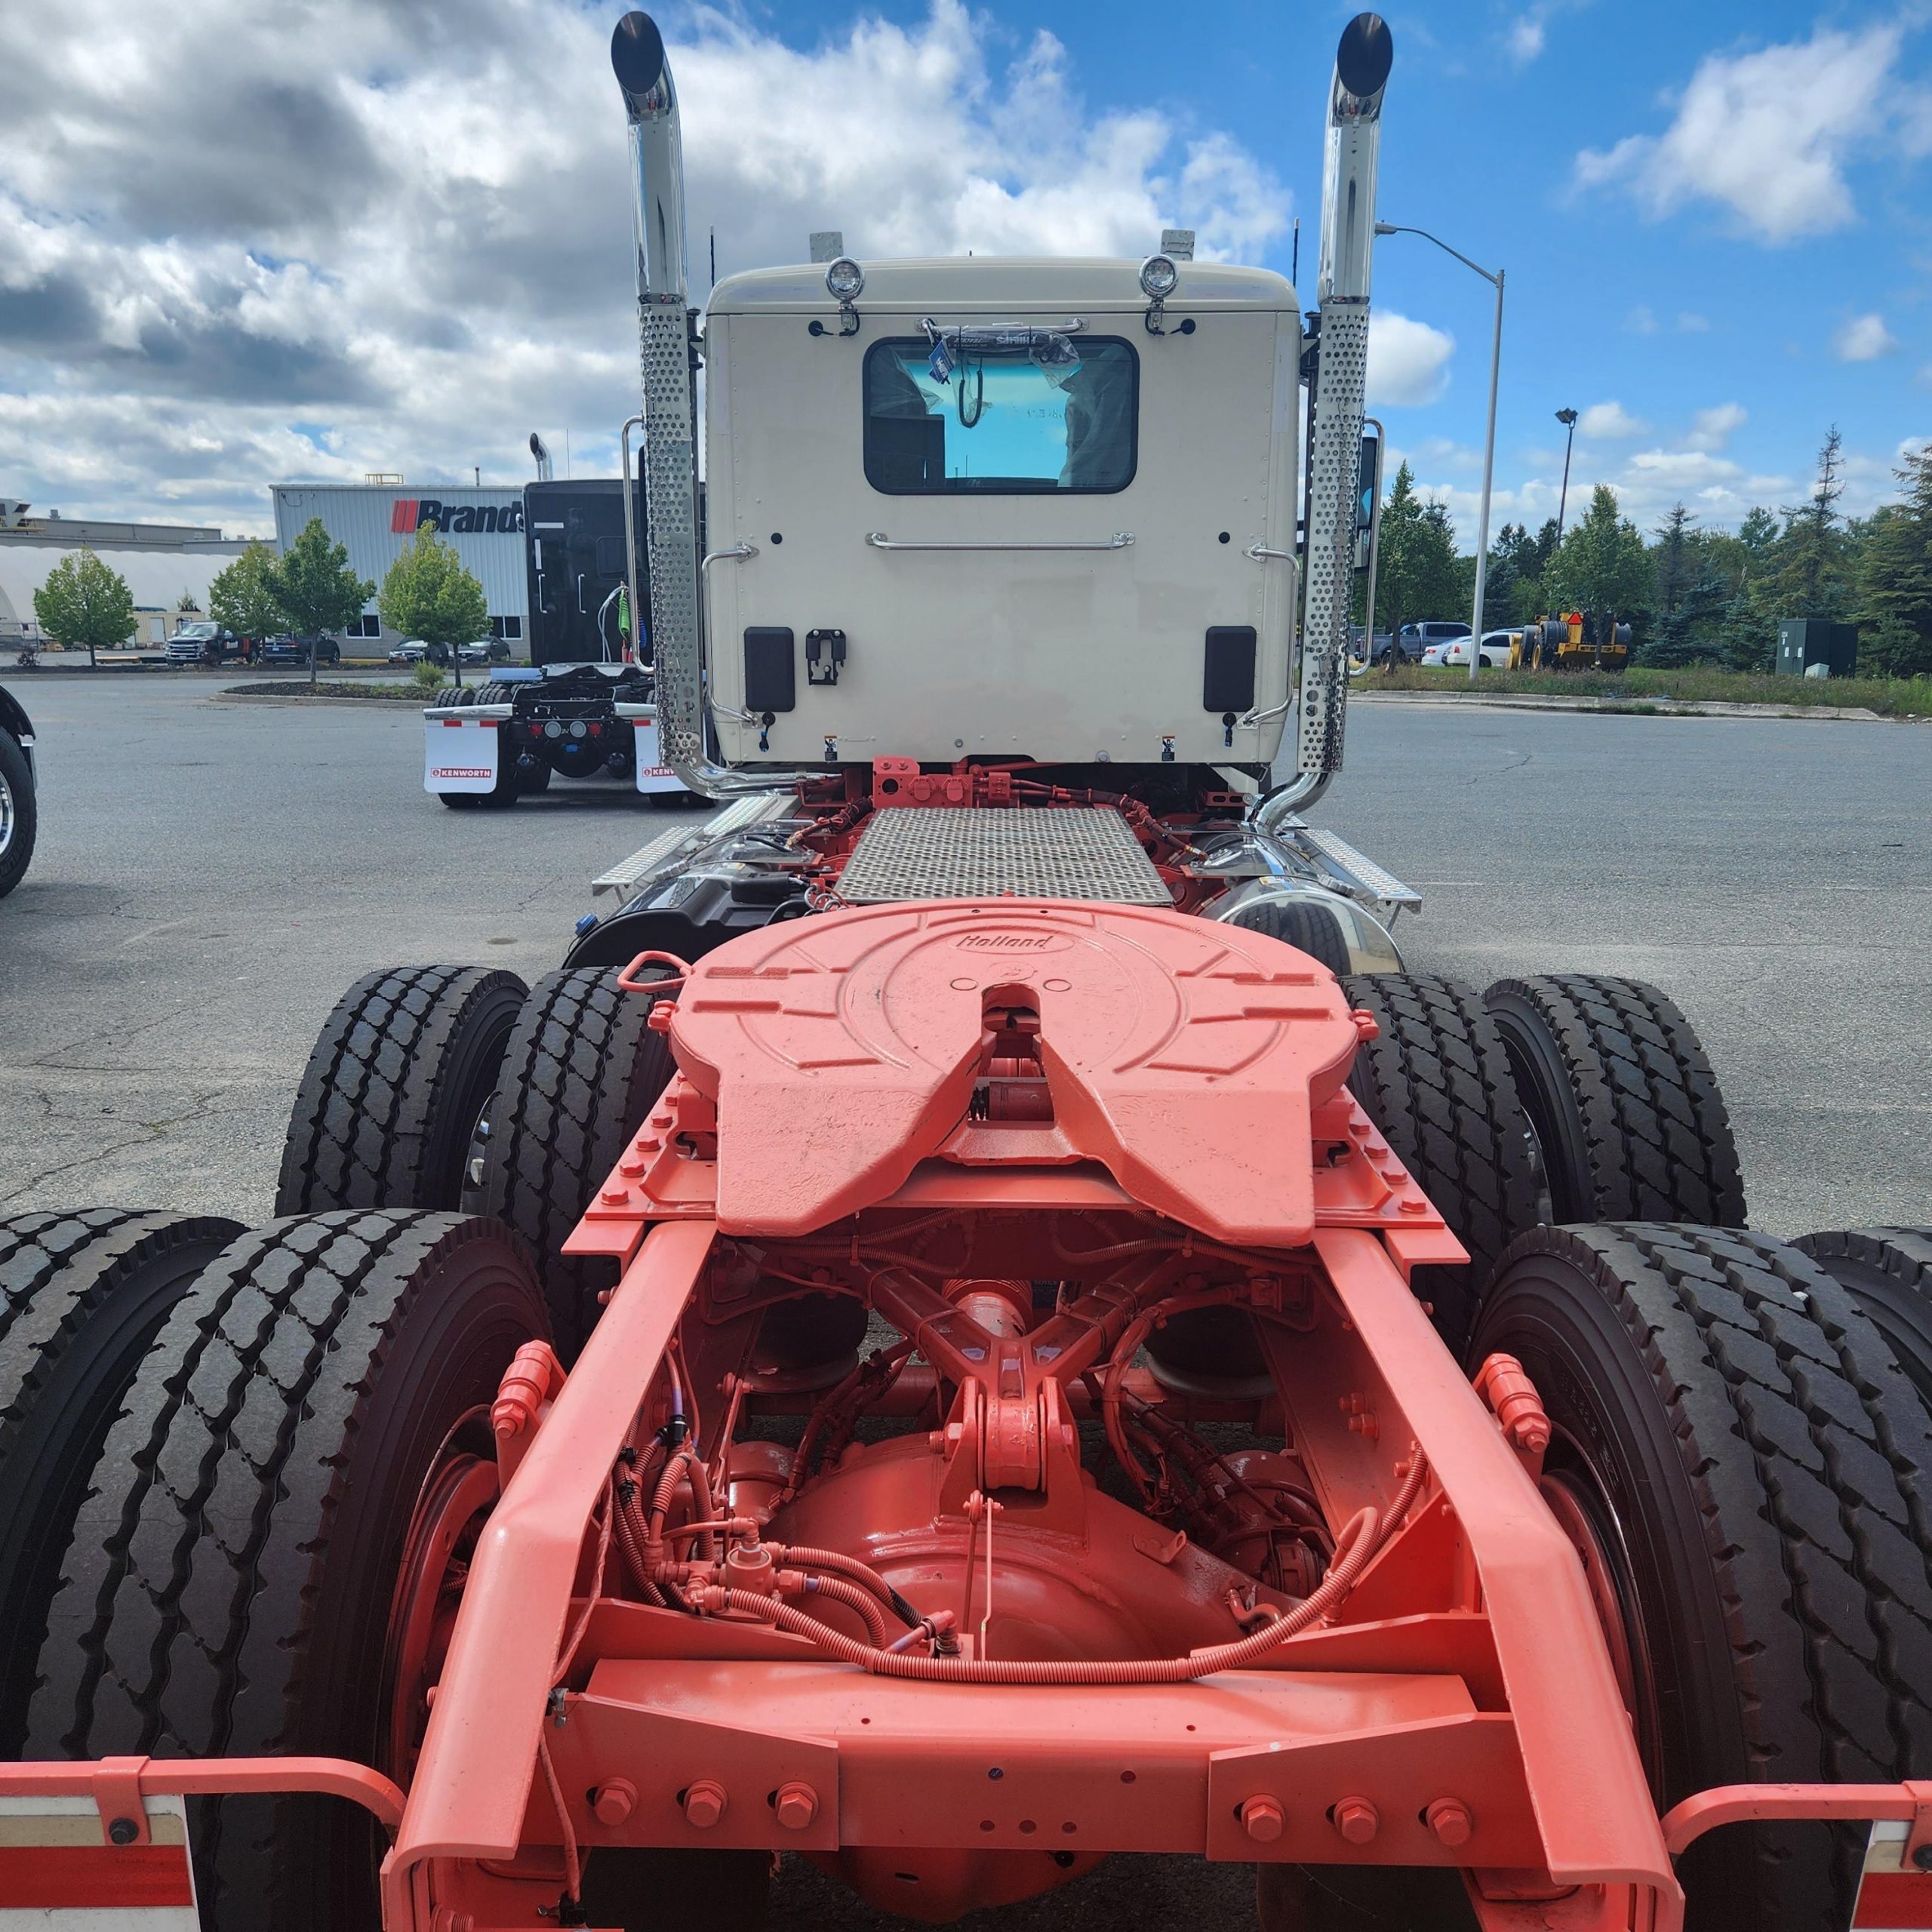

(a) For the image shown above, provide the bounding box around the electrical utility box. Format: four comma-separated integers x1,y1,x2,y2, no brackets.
1776,619,1857,678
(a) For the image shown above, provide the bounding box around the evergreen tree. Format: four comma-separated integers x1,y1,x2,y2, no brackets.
1373,463,1464,631
1859,445,1932,676
1737,506,1780,555
1764,426,1854,620
1545,485,1654,632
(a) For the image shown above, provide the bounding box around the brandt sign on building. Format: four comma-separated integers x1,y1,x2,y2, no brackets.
271,484,530,650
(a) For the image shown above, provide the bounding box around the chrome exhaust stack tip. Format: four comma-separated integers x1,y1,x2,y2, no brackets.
611,11,669,110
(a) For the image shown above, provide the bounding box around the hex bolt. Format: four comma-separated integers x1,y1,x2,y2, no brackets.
1425,1798,1473,1847
107,1817,140,1846
592,1779,638,1826
1239,1795,1285,1844
1333,1797,1380,1844
774,1781,819,1830
682,1780,728,1829
601,1183,628,1204
1914,1843,1932,1873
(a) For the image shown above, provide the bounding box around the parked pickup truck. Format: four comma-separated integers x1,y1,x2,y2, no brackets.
165,622,245,666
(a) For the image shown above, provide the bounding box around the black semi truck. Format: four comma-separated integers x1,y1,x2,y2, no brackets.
423,475,685,810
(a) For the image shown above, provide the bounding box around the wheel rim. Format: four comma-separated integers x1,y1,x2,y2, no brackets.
1538,1430,1665,1792
380,1413,499,1786
0,768,12,858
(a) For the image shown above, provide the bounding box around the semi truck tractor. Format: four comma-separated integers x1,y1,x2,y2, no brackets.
5,14,1929,1932
423,473,684,808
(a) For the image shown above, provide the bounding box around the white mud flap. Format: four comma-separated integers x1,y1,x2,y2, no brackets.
0,1793,198,1927
1856,1820,1932,1930
629,711,682,796
423,713,502,795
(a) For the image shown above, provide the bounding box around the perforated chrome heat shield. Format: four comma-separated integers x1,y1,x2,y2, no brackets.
838,808,1171,906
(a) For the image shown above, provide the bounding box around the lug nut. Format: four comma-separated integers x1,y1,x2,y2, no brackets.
592,1779,637,1826
774,1781,819,1830
1239,1795,1285,1844
682,1780,727,1829
1333,1797,1379,1844
1425,1798,1472,1847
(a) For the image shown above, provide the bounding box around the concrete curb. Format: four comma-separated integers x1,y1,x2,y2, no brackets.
1350,689,1903,721
213,688,432,709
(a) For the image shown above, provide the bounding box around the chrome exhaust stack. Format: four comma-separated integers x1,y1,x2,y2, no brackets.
1257,12,1391,832
611,13,804,798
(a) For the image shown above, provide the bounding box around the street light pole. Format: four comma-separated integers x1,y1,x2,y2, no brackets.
1555,407,1578,542
1375,222,1503,681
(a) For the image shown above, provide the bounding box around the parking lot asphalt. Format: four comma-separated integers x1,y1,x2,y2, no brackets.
1,675,1927,1931
3,675,1925,1239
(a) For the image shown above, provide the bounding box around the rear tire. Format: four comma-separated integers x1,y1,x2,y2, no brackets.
275,964,527,1215
1794,1228,1932,1407
1338,973,1540,1354
0,1209,242,1753
25,1212,549,1932
1484,975,1745,1226
1472,1224,1932,1932
0,728,36,900
475,967,675,1357
1228,896,1352,974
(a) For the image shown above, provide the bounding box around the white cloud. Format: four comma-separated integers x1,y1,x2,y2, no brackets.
1574,23,1920,242
1686,402,1747,451
1578,401,1647,439
1833,312,1899,362
1624,304,1657,334
1367,311,1455,407
1506,15,1546,64
0,0,1289,531
1676,312,1710,333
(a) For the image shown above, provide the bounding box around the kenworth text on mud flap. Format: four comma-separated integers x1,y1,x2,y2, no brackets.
6,14,1932,1932
423,466,685,810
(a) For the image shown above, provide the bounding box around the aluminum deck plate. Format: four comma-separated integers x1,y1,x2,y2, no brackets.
838,807,1170,905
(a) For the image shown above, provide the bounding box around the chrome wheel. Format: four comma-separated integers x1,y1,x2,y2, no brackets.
0,768,14,859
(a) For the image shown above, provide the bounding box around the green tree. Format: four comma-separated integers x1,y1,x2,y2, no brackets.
266,517,374,690
378,522,489,685
176,589,200,613
1545,485,1653,632
207,540,282,644
1858,445,1932,676
1374,463,1464,632
1737,506,1780,555
1644,506,1731,666
1763,426,1854,622
32,547,136,669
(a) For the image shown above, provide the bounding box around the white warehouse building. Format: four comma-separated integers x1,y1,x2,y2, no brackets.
271,483,530,649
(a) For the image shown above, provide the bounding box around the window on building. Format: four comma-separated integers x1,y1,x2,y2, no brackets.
344,614,382,639
489,616,524,641
863,334,1138,494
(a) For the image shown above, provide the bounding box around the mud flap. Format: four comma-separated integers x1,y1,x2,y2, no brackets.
632,712,682,795
0,1792,198,1925
1857,1822,1932,1929
424,715,501,794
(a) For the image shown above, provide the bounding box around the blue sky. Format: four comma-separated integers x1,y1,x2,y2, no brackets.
715,0,1929,538
0,0,1925,620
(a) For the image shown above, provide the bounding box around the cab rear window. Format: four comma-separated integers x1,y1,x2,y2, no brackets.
863,336,1137,494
